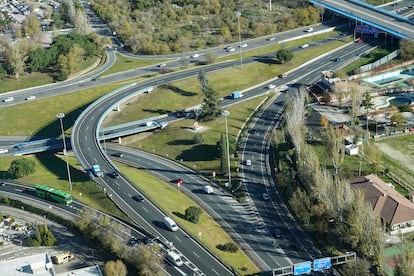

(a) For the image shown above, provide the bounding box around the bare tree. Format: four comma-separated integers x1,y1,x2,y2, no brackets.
104,260,127,276
74,10,92,35
349,85,363,126
325,126,345,175
5,41,27,79
285,88,306,159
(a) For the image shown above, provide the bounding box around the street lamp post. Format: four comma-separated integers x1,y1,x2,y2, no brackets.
56,113,72,192
235,11,243,70
223,111,231,186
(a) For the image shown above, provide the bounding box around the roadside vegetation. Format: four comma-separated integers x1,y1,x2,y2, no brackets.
118,163,259,275
90,0,320,54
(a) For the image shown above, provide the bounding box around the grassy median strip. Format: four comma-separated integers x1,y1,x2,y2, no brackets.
118,163,259,275
102,53,170,76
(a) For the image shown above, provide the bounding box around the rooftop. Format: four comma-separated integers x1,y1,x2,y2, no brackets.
0,252,55,276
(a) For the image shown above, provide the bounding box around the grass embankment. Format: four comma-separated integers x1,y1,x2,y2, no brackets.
0,57,101,94
119,163,259,275
0,154,127,218
102,53,169,76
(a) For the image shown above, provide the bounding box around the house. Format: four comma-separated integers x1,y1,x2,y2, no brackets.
350,174,414,233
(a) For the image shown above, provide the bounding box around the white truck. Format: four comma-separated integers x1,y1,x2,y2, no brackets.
91,164,103,177
203,185,214,194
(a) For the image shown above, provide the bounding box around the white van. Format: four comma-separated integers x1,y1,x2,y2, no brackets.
203,185,214,194
166,251,183,266
163,216,178,232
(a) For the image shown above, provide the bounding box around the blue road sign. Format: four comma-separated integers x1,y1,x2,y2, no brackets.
314,257,331,271
294,261,312,275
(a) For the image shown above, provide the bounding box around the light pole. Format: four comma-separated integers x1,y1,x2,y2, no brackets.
56,113,72,192
223,110,231,186
235,11,243,70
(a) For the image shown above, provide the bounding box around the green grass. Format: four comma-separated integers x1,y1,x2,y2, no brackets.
102,53,170,76
0,73,55,94
125,96,267,175
0,154,127,218
118,162,259,275
0,57,101,94
0,80,136,137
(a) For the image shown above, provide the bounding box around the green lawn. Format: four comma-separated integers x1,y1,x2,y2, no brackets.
102,53,170,76
124,96,267,175
0,154,127,218
342,47,397,75
0,80,135,137
118,162,259,275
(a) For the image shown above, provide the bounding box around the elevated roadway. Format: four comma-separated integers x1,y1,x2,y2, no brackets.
311,0,414,40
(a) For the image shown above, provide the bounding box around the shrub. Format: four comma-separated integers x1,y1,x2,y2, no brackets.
193,133,204,144
217,242,238,253
184,206,202,223
8,158,36,178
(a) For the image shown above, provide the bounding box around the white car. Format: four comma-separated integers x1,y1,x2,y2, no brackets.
267,37,276,41
240,43,248,48
262,193,270,201
300,44,310,48
3,97,14,102
305,28,314,32
25,96,36,101
157,63,166,67
191,53,200,58
267,84,276,89
0,149,8,154
227,47,236,52
245,159,252,166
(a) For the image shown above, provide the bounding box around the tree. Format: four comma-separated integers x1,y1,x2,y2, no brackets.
184,206,202,223
275,48,293,64
204,51,216,64
8,158,36,178
361,92,374,140
394,240,414,276
349,86,363,126
217,133,228,175
285,88,306,160
22,13,40,38
197,70,222,121
326,126,345,175
104,260,127,276
342,258,371,276
5,41,27,79
193,133,204,144
74,10,92,35
399,39,414,61
391,112,405,131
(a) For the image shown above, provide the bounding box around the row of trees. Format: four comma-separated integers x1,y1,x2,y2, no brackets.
90,0,320,54
278,88,384,273
76,208,163,275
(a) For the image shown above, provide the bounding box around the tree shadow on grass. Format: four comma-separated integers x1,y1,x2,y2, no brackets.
176,144,218,162
168,139,194,146
253,56,278,65
172,211,186,220
160,83,197,97
142,108,171,115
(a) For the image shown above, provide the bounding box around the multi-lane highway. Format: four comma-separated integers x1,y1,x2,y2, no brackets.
311,0,414,40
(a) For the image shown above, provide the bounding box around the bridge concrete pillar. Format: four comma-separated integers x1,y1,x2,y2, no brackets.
118,137,122,144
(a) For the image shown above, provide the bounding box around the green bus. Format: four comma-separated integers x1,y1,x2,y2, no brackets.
35,185,73,205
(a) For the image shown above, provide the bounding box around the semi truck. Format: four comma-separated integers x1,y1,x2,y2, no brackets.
91,164,103,177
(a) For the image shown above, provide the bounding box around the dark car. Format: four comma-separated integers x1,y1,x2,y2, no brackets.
273,229,282,238
91,76,101,81
111,152,124,158
333,57,342,62
133,194,145,202
110,171,120,179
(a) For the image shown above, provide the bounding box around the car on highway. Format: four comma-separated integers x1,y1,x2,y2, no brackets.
110,171,120,179
305,27,313,32
0,149,9,154
300,43,310,48
262,193,270,201
133,194,145,202
191,53,200,58
157,63,167,67
111,152,124,158
333,57,342,62
227,47,236,52
267,84,276,89
240,43,248,48
3,96,14,102
25,96,36,101
91,76,101,81
267,37,276,41
272,229,282,238
245,159,252,166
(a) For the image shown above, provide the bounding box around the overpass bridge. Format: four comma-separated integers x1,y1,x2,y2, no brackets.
311,0,414,41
